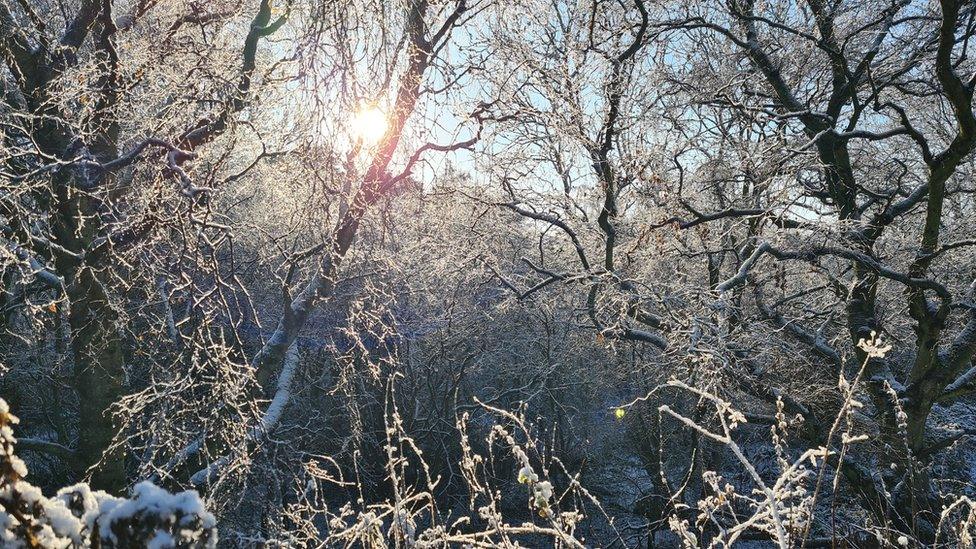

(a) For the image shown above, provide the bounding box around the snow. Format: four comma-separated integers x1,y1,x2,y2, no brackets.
256,343,300,434
98,481,216,543
191,343,300,486
2,476,215,547
147,531,176,549
41,499,85,544
0,397,217,547
8,455,26,478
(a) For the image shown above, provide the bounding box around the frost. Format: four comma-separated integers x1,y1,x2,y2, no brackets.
517,465,537,484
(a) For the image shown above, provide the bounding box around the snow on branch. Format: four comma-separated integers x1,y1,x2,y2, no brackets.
0,399,217,548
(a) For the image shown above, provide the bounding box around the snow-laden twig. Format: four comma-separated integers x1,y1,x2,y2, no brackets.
190,343,300,486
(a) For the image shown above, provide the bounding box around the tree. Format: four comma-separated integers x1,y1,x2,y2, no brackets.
476,0,976,541
1,0,290,492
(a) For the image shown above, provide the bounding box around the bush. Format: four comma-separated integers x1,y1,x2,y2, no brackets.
0,399,216,548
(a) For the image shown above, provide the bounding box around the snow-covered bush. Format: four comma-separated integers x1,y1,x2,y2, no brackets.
0,399,216,548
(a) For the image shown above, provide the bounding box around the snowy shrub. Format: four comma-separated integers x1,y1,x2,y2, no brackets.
0,399,216,548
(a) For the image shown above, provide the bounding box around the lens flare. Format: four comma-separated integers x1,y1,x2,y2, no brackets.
351,107,388,145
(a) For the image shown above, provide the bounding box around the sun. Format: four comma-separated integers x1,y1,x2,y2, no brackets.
351,106,388,145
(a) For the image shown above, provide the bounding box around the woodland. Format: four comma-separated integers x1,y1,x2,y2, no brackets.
1,0,976,547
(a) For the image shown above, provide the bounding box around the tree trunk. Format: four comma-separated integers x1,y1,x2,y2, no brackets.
67,265,126,493
50,173,127,493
